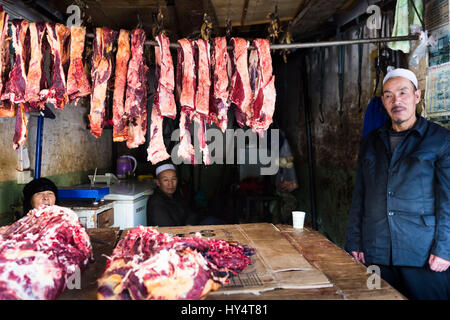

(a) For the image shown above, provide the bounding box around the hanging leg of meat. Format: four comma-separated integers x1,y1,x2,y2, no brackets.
42,23,70,109
230,37,253,126
25,22,47,110
147,107,170,165
176,39,196,164
154,34,176,119
13,103,28,150
249,39,276,137
210,37,230,132
1,20,29,104
176,38,196,110
112,29,131,142
89,27,118,138
194,39,210,117
66,26,91,104
0,9,10,97
177,110,196,164
192,113,210,165
124,29,148,148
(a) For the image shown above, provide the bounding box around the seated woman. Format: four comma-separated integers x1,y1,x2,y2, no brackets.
22,177,58,217
146,163,198,227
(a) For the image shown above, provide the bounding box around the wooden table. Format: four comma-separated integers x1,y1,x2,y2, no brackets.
58,224,406,300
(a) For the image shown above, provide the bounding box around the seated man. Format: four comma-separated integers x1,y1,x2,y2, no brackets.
146,163,198,227
22,177,58,217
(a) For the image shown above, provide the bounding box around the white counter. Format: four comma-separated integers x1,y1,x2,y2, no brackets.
102,180,155,229
103,180,154,201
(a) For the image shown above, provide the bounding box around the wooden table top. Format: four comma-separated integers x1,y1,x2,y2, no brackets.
57,224,406,300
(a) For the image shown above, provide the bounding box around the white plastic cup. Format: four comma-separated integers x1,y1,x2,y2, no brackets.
292,211,306,229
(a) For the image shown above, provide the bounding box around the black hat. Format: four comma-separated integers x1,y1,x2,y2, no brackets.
22,178,58,215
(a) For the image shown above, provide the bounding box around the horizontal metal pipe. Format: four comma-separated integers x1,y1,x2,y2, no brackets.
85,33,419,50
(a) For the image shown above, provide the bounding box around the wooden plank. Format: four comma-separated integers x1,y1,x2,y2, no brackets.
278,225,407,300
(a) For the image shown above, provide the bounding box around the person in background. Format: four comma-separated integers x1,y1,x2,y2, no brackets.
345,68,450,300
146,163,198,227
22,177,58,217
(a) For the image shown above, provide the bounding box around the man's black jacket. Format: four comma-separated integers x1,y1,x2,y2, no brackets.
345,116,450,267
146,187,198,227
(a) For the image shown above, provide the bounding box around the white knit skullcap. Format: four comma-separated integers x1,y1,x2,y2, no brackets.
155,164,176,176
383,68,418,89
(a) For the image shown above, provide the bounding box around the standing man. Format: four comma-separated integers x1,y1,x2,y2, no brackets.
345,68,450,300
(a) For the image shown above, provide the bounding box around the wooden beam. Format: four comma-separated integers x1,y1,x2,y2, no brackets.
219,16,293,28
240,0,250,26
291,0,315,27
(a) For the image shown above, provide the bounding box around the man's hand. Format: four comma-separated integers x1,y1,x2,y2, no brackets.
350,251,366,263
428,254,450,272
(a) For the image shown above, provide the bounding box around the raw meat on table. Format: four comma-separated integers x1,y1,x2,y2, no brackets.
0,205,92,300
66,26,91,104
124,29,148,148
112,29,131,142
89,27,118,138
97,226,254,300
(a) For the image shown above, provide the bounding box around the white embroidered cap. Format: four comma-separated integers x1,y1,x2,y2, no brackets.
155,164,176,176
383,68,418,89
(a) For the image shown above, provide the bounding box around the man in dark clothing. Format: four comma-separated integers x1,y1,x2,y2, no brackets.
146,164,198,227
345,68,450,300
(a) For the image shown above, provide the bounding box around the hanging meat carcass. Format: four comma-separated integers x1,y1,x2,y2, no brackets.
1,20,29,105
124,29,148,149
154,34,176,119
176,38,196,164
24,22,47,110
147,33,175,164
229,37,253,128
147,106,170,164
209,37,230,132
193,39,211,165
41,23,70,110
0,9,13,117
112,29,131,142
97,226,254,300
0,205,93,300
12,103,27,150
248,39,276,137
66,26,91,104
89,27,118,138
